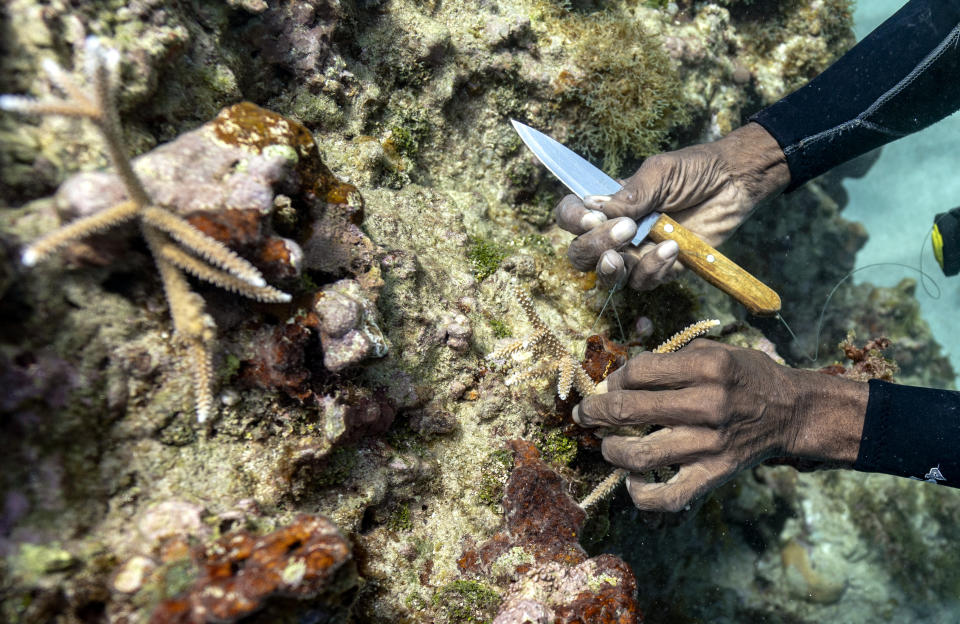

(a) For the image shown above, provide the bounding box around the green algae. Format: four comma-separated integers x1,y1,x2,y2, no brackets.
537,428,578,467
316,446,359,488
288,91,345,129
545,7,691,174
477,449,514,508
468,237,507,282
431,580,501,624
488,318,513,339
388,503,414,532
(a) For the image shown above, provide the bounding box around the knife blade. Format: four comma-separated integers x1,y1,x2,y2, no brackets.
510,119,781,316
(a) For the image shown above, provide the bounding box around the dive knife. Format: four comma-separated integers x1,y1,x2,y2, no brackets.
510,119,781,316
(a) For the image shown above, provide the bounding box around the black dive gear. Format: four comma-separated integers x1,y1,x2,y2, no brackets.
932,206,960,277
751,0,960,192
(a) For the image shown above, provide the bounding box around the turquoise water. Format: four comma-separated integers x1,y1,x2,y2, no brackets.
842,1,960,388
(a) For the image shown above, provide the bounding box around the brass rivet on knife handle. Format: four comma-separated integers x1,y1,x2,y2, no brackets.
648,214,782,316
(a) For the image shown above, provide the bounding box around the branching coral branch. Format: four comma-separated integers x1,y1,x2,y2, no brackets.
579,318,719,511
1,37,291,422
486,283,594,401
485,282,719,511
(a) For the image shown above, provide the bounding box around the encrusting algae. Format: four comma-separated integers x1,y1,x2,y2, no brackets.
487,281,719,510
0,38,291,423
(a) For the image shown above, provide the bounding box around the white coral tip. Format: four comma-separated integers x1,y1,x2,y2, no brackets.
20,247,38,267
40,57,61,77
250,275,267,288
276,291,292,303
0,94,31,112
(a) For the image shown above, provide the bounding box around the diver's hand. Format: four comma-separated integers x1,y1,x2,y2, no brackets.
556,122,790,290
572,340,868,512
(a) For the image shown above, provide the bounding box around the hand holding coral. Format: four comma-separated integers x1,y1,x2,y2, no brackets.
556,122,790,290
572,340,869,512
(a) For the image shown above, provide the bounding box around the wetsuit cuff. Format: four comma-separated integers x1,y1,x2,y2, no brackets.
853,379,960,487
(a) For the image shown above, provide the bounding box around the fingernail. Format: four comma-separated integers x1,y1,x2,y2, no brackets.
656,239,679,261
584,194,612,209
611,219,637,244
600,256,617,274
580,211,606,230
572,405,581,425
595,379,608,394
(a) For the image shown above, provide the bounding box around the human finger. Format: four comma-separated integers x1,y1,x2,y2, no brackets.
555,194,608,235
593,154,679,219
596,249,626,289
566,217,637,271
573,386,722,429
625,240,679,291
600,345,710,392
601,428,722,473
625,458,730,513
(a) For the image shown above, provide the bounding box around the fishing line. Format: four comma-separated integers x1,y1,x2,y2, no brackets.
780,219,945,363
592,280,626,342
593,220,947,363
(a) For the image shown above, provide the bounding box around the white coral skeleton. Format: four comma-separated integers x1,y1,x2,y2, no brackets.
1,38,291,422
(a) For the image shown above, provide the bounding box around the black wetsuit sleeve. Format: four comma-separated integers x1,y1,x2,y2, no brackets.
853,380,960,486
750,0,960,192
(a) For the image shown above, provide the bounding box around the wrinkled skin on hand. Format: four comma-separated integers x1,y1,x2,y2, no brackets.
573,340,868,512
556,122,790,290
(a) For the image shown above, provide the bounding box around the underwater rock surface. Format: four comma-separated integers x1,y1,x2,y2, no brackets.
1,0,957,622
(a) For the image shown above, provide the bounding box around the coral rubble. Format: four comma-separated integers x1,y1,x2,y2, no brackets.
150,514,355,623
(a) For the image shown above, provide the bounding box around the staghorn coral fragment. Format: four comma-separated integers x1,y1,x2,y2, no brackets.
652,319,721,354
578,319,720,511
487,283,594,401
1,39,292,423
149,514,355,623
485,284,718,510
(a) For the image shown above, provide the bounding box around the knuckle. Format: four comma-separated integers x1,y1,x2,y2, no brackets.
703,430,725,454
601,438,635,468
555,195,583,229
608,392,632,426
700,349,735,382
617,354,649,389
662,491,690,513
628,263,658,291
581,393,621,426
699,386,729,424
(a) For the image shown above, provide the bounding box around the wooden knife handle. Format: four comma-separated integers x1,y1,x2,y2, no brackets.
648,214,781,316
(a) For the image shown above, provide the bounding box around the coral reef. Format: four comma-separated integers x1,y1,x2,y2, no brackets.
487,284,595,402
819,333,898,382
1,0,957,622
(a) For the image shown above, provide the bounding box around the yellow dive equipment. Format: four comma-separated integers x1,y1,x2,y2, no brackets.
932,206,960,277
